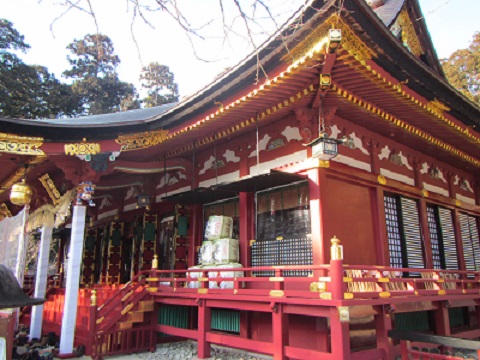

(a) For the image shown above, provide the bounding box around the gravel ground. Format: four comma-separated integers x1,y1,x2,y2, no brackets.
95,341,272,360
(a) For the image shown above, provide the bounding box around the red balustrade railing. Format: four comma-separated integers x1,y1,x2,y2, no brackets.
389,330,480,360
142,263,480,304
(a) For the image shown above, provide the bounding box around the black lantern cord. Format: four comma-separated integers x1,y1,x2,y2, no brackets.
22,163,28,181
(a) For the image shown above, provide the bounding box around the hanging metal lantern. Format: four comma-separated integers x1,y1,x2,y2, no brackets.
10,179,33,206
307,132,339,160
136,193,150,208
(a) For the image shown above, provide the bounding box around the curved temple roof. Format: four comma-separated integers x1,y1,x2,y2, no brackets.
0,0,478,143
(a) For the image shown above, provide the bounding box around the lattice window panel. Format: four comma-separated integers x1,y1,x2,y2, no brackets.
400,197,424,270
438,207,459,270
384,194,404,268
427,205,443,269
251,237,313,277
427,205,459,270
460,213,480,274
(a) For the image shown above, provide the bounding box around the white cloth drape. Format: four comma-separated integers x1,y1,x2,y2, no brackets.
0,208,28,283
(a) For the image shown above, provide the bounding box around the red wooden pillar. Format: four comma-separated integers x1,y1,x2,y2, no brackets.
371,187,389,266
375,306,394,360
414,160,433,269
329,307,350,359
418,198,433,269
239,192,254,267
238,148,254,339
315,317,329,352
370,142,389,266
197,300,211,359
188,204,203,267
399,340,410,360
308,166,327,266
434,301,451,336
272,303,288,360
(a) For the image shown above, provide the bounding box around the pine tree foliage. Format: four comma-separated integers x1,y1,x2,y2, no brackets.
0,19,82,118
0,19,29,53
64,33,138,115
140,62,179,107
442,32,480,106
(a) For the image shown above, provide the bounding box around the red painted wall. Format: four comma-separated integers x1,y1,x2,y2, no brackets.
323,176,377,265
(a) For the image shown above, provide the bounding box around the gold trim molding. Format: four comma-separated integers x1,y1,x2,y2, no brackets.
427,99,450,118
65,143,101,156
38,173,61,205
115,130,169,152
332,83,480,167
286,15,375,65
0,133,45,155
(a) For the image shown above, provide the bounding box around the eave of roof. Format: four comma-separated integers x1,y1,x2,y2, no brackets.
0,0,316,142
344,0,480,130
0,0,478,142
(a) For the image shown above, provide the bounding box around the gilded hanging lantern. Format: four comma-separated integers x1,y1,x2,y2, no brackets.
10,179,33,206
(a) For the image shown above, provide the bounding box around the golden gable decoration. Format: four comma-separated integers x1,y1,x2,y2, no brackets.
286,14,376,65
115,130,169,151
64,142,101,156
0,133,45,155
427,99,450,118
38,173,61,205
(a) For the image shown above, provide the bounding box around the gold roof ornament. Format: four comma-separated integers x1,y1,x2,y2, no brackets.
115,130,169,152
0,133,45,156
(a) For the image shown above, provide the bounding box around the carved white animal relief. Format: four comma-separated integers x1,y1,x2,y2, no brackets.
461,179,474,192
398,151,413,170
249,134,271,158
168,175,179,185
330,125,342,139
157,174,169,189
125,186,136,200
437,169,446,183
454,175,460,186
100,197,112,210
349,132,369,155
281,126,303,142
200,155,216,175
223,149,240,163
177,171,187,181
420,162,429,174
378,146,391,160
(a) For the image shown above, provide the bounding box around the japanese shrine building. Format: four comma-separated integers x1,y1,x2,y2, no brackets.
0,0,479,359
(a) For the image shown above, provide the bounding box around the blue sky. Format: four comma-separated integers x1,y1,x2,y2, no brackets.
1,0,478,98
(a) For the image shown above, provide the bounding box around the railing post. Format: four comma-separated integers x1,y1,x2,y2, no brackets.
330,236,345,300
272,303,287,360
434,301,451,336
375,306,394,360
330,306,351,359
149,255,158,353
197,299,211,359
400,340,409,360
89,289,97,358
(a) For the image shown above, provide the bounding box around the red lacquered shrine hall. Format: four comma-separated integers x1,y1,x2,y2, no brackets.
0,0,479,359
